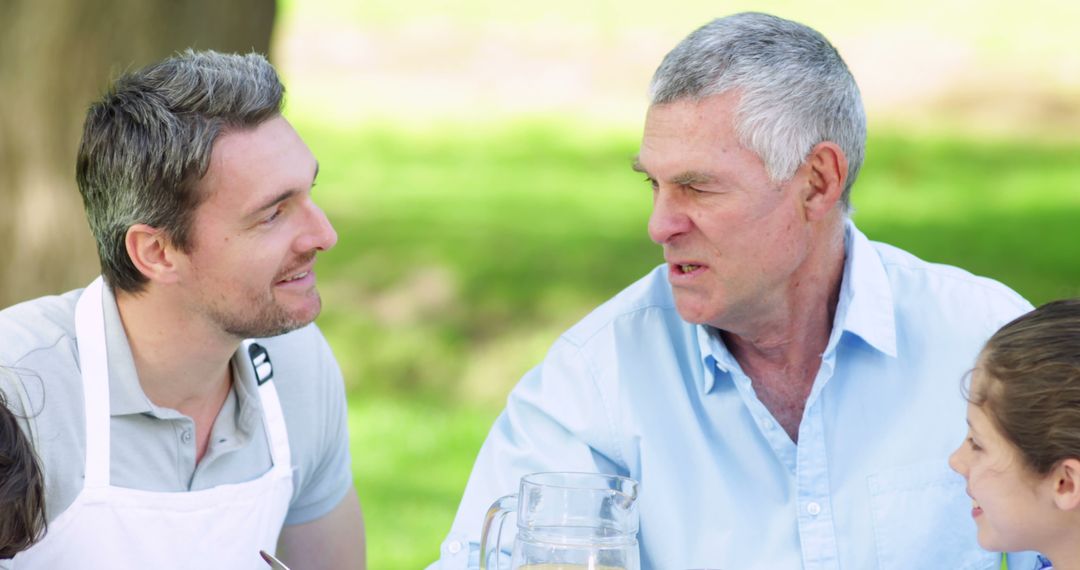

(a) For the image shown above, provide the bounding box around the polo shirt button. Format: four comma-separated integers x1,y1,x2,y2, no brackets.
807,501,821,516
181,429,193,443
447,540,462,554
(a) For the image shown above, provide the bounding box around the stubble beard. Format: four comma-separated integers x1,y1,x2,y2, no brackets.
212,289,322,339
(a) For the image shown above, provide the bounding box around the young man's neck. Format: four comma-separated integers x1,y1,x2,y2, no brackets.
113,286,238,413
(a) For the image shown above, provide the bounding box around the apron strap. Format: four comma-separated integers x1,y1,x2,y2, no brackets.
244,340,292,470
74,277,112,489
257,378,292,469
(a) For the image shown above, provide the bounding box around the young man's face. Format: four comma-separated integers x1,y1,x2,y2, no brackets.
178,115,337,338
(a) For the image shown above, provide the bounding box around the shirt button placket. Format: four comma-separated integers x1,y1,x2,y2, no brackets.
796,400,840,570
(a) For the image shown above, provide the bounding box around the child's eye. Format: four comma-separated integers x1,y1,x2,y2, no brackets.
967,437,982,452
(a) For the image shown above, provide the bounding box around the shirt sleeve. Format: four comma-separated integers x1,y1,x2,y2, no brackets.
433,336,624,569
0,367,36,446
281,326,354,525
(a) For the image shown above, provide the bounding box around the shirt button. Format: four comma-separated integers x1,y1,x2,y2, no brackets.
807,502,821,516
447,540,462,554
181,429,193,443
760,418,772,431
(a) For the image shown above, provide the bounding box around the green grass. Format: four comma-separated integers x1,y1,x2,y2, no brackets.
309,119,1080,568
347,398,495,567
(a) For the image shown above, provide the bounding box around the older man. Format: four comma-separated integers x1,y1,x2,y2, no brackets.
436,12,1037,570
0,51,364,568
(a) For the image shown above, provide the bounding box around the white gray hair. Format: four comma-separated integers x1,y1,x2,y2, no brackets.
650,12,866,207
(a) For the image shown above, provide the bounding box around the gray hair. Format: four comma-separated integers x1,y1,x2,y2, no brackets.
76,49,284,293
650,12,866,207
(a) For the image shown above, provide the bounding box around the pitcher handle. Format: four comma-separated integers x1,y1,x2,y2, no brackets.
480,494,517,570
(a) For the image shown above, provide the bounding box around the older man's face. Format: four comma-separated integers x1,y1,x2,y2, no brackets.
636,91,817,333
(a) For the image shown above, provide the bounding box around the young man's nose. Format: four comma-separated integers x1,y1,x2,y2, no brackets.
299,200,338,252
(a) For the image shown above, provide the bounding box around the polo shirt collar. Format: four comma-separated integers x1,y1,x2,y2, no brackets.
99,283,263,438
102,284,155,416
696,219,898,393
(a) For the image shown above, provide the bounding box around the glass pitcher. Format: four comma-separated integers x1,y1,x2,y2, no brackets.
480,472,640,570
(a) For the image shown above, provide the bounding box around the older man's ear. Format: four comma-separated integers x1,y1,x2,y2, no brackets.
800,141,848,221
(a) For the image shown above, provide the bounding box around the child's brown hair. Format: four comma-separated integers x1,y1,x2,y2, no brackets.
0,390,46,558
970,299,1080,475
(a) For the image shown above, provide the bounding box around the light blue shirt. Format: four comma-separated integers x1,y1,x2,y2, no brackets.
435,222,1040,570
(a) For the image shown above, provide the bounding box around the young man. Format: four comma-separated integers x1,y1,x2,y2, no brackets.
436,13,1039,569
0,50,365,568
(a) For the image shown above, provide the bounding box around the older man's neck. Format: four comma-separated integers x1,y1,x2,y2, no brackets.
722,222,846,442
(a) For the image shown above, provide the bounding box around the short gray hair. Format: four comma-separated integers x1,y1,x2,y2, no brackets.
650,12,865,207
76,49,284,293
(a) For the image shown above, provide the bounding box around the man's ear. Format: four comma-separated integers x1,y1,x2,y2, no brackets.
1050,458,1080,511
801,141,847,221
124,224,182,285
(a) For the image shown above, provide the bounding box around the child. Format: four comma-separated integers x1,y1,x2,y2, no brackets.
949,299,1080,570
0,368,46,559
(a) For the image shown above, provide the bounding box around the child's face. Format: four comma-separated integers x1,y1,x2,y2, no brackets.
948,370,1056,553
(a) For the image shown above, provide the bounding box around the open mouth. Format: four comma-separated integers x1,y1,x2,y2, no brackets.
276,269,313,286
670,262,706,276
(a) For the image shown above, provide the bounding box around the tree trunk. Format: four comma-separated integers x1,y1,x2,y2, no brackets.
0,0,276,307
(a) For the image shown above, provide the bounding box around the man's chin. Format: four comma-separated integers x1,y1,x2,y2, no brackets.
223,300,322,339
672,295,717,326
674,306,716,327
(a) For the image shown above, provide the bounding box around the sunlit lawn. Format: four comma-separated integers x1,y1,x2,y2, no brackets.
294,117,1080,568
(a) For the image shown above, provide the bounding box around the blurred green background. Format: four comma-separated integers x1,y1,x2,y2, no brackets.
287,1,1078,567
270,2,1080,568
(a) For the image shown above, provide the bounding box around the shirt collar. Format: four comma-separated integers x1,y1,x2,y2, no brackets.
837,219,898,358
696,219,898,393
102,284,155,416
100,283,263,431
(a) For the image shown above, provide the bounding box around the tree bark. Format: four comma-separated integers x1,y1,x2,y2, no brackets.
0,0,276,307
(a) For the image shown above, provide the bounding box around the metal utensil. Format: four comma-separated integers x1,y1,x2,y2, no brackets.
260,550,291,570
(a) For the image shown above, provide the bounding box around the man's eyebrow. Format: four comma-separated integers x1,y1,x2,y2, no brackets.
630,158,715,186
671,170,715,186
247,189,300,219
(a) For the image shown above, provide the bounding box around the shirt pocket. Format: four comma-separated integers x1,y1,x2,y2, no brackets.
867,460,998,570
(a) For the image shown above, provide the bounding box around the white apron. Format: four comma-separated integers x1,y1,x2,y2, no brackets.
12,277,294,569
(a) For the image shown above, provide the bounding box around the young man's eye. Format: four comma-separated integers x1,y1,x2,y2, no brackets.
263,206,284,224
644,176,658,191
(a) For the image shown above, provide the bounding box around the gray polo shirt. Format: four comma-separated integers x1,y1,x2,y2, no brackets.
0,284,352,526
